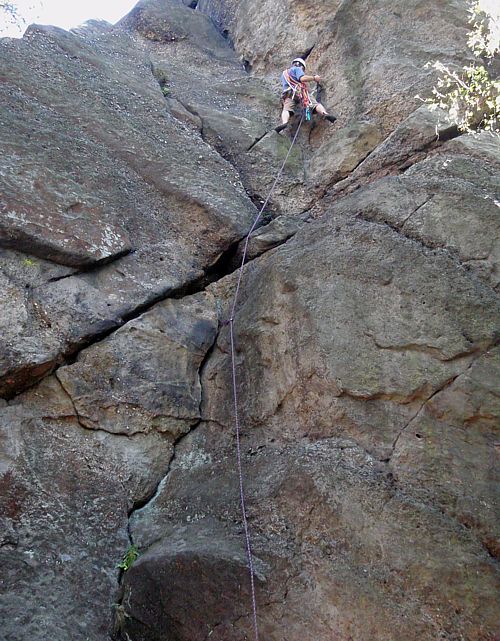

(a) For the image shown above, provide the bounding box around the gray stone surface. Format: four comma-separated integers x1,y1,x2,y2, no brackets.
57,291,218,436
392,345,500,558
234,210,311,264
118,0,235,59
1,0,499,640
327,106,459,193
308,120,384,188
0,16,256,397
126,212,500,640
204,216,499,449
327,129,500,288
0,377,173,641
128,430,499,641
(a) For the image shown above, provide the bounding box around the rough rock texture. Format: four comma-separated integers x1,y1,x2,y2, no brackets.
122,208,499,640
197,0,473,132
1,0,499,640
325,129,500,289
57,291,218,436
0,15,256,397
0,377,173,640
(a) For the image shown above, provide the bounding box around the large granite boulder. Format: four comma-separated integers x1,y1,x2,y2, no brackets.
0,16,256,398
122,206,500,640
57,291,218,436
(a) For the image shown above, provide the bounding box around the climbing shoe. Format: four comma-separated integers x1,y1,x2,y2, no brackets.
275,123,289,133
324,114,337,124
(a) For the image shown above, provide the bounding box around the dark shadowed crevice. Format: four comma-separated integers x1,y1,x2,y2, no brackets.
124,324,219,522
2,212,295,403
173,240,241,297
44,247,134,283
0,239,132,274
125,431,179,522
300,45,316,61
112,334,222,641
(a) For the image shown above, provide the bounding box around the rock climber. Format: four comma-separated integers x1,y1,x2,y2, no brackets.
275,57,337,133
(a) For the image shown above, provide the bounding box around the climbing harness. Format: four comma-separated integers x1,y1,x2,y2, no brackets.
282,68,312,115
227,113,306,641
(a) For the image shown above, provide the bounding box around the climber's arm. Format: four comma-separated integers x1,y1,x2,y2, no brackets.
301,74,321,83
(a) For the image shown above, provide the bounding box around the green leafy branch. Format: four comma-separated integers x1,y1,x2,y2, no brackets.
417,1,499,134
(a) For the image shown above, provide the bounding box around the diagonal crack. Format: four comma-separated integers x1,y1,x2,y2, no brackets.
322,124,463,204
387,353,487,462
125,322,220,542
43,247,133,284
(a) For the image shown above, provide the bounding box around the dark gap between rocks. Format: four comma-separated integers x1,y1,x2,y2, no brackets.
2,232,244,401
172,239,241,297
45,247,134,283
300,45,316,61
1,240,132,275
123,319,219,525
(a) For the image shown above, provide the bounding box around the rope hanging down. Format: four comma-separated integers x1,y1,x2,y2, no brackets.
227,113,305,641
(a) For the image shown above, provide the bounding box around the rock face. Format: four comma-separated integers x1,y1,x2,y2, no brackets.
1,1,499,641
198,0,473,132
0,378,173,641
0,15,256,398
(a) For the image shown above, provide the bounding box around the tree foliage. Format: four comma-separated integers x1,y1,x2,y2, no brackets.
420,1,499,134
0,1,23,34
0,1,43,36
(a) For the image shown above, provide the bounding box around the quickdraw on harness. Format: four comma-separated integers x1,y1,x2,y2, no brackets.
282,68,312,120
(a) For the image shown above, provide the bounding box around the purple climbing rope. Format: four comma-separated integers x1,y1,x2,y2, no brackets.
228,114,305,641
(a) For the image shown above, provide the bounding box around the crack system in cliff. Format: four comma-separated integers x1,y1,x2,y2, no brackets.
111,323,221,638
322,124,463,203
123,315,220,545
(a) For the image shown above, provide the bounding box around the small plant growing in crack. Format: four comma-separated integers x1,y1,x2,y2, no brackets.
118,544,139,571
22,257,36,267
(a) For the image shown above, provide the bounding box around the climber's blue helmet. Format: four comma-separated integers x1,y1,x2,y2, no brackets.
292,57,306,70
